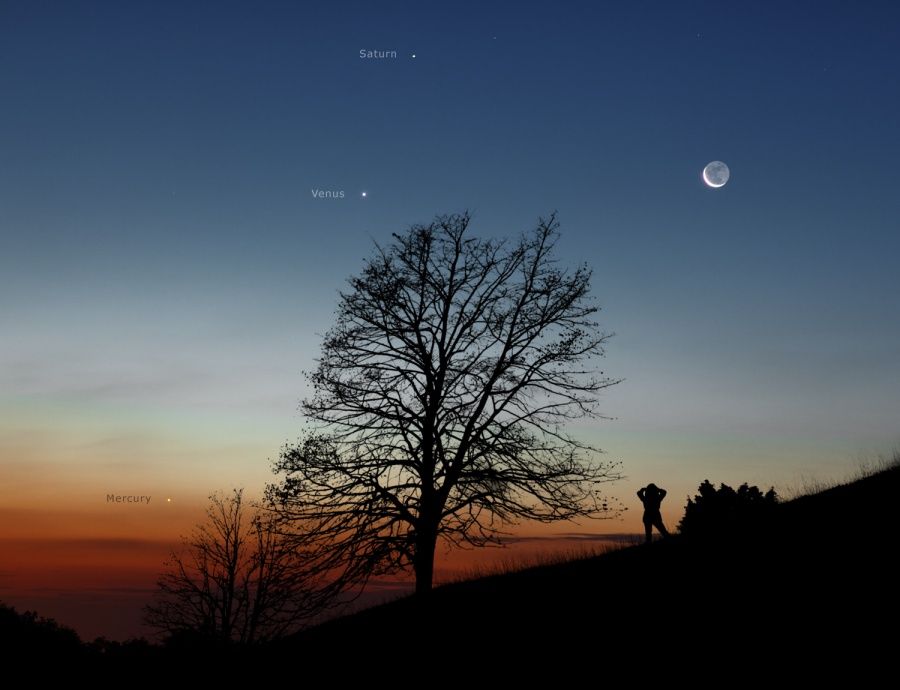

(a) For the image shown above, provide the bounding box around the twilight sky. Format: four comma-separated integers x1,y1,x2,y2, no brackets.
1,1,899,639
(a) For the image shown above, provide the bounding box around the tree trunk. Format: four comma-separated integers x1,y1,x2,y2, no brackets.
413,526,437,595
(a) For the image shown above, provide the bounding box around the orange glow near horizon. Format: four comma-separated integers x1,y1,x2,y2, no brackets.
0,494,654,641
0,404,819,642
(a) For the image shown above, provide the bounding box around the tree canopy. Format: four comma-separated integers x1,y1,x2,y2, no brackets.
269,212,622,593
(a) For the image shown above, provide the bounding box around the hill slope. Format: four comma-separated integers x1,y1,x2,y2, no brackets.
284,464,900,668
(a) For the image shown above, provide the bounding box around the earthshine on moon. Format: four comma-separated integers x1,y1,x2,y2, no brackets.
703,161,730,188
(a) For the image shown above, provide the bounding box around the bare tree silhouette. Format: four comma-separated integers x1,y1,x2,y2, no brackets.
144,489,330,644
269,212,622,595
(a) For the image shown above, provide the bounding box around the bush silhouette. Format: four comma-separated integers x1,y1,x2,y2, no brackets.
679,480,778,537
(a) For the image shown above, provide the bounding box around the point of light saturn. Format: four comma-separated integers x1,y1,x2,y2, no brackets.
702,161,730,188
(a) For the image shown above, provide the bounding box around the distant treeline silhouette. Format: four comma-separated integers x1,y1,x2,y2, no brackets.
0,602,82,657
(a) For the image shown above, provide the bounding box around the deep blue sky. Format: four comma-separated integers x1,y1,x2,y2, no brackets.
2,0,899,522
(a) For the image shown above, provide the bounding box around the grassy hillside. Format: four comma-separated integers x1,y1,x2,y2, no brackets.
282,462,900,668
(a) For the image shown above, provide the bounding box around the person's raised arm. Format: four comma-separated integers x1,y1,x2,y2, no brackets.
659,488,667,500
637,488,646,500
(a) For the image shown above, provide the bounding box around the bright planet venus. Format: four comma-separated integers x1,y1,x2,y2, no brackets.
702,160,730,188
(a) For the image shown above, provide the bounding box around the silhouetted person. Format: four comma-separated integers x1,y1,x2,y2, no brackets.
637,483,669,543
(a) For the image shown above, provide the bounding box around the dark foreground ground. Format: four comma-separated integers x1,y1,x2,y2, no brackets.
280,464,899,670
4,464,898,675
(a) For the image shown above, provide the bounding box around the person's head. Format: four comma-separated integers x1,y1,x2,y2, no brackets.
645,483,659,496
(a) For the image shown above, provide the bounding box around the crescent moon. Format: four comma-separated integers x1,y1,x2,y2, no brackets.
702,161,730,188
